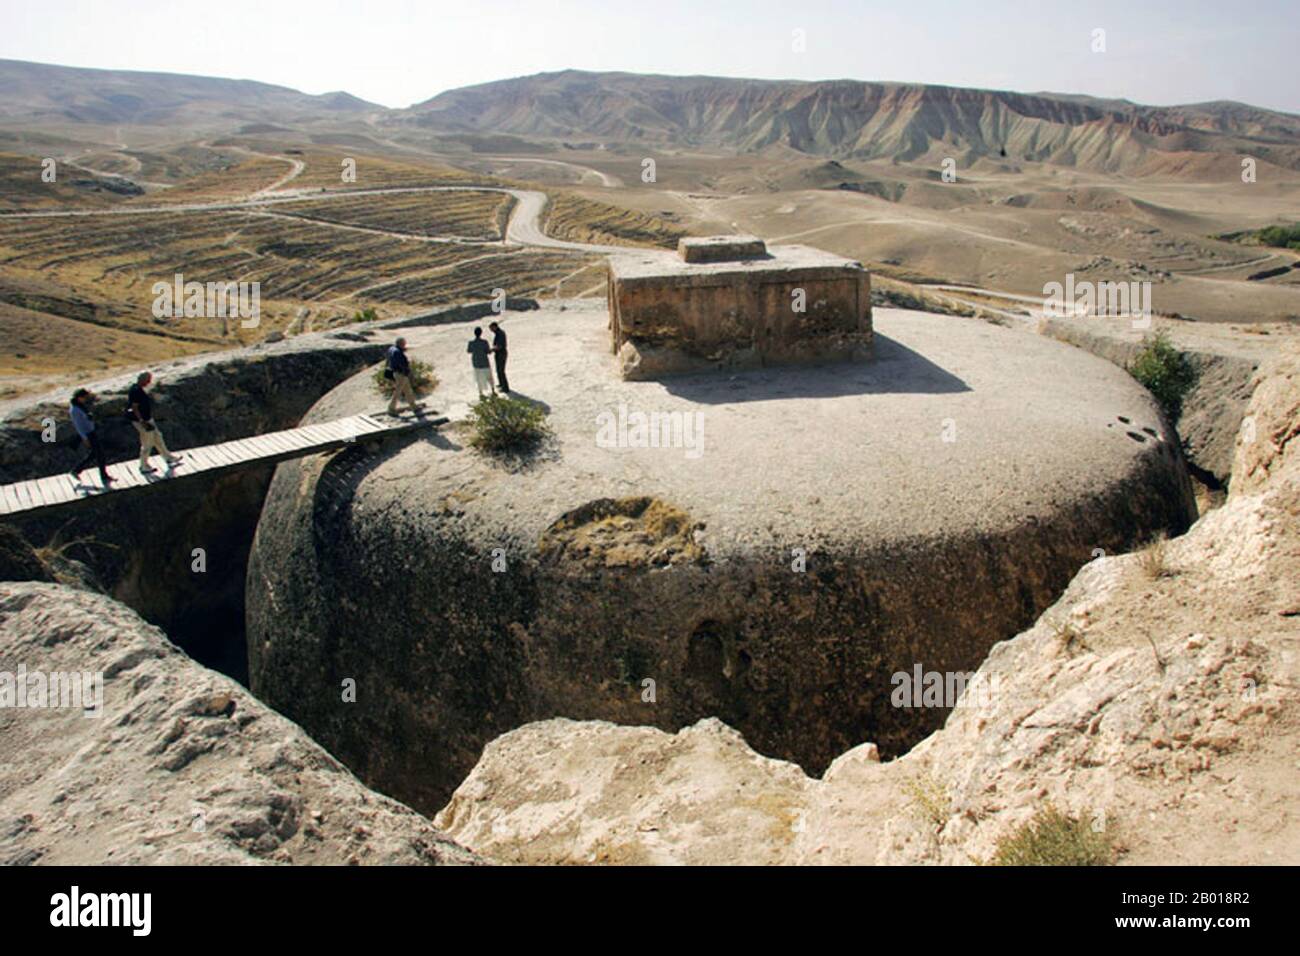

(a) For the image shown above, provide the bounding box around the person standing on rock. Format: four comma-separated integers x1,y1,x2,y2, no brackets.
127,372,182,474
468,327,494,400
385,337,420,415
488,321,510,394
68,388,113,487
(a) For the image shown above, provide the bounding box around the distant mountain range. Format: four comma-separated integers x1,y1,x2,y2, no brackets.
0,59,375,127
403,71,1300,173
3,59,1298,174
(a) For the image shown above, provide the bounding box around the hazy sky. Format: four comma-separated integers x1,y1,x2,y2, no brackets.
3,0,1297,112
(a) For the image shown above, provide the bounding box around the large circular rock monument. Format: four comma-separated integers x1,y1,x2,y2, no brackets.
247,244,1195,814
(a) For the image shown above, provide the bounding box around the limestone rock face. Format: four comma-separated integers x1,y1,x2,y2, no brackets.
435,717,813,865
0,583,477,865
247,301,1196,816
436,347,1300,865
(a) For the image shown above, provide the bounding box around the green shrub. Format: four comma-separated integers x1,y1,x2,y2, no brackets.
1256,223,1300,249
371,358,437,397
991,805,1118,866
353,307,378,323
466,394,551,454
1128,331,1196,419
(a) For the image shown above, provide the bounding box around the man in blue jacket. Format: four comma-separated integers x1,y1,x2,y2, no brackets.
385,337,420,415
69,388,113,487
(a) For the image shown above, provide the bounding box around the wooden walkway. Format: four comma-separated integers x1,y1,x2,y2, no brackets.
0,411,445,520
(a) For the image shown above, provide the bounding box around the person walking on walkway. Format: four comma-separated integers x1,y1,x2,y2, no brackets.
385,337,420,415
488,321,510,394
468,327,494,400
69,388,113,487
127,372,182,474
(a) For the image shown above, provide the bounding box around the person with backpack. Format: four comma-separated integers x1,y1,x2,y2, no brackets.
385,337,419,415
68,388,113,487
127,372,182,474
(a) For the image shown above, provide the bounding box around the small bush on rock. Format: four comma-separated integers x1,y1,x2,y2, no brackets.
903,773,952,831
467,394,551,454
991,805,1118,866
1128,331,1196,419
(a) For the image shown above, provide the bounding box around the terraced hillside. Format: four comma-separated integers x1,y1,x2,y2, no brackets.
280,189,513,240
0,201,588,334
0,133,653,397
544,193,689,248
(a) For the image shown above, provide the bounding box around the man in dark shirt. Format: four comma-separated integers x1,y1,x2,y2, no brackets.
69,388,112,487
488,321,509,394
385,337,419,415
467,327,493,399
127,372,182,473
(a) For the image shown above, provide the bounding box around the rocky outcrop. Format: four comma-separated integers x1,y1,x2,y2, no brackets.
0,582,477,865
246,301,1196,815
435,345,1300,865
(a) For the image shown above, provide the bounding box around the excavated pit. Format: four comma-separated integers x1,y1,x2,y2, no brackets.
245,300,1197,814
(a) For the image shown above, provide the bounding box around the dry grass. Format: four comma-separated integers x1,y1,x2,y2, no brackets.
1136,532,1172,580
990,804,1119,866
1051,619,1092,657
902,772,952,832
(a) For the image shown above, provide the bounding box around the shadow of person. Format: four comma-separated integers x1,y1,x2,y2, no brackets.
423,428,462,452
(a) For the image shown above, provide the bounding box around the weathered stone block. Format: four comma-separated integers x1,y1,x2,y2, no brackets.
608,240,872,380
678,235,768,263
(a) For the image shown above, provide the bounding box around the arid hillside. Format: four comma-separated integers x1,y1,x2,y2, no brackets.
400,71,1300,174
0,58,378,127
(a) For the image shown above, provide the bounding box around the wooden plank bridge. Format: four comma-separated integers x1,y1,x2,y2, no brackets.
0,411,445,520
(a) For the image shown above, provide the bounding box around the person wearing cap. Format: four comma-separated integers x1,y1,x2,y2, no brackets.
69,387,113,487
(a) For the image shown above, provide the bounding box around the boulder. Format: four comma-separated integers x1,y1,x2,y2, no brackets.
0,582,478,866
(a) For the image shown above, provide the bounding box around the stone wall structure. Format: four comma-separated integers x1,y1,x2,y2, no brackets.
608,236,872,379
